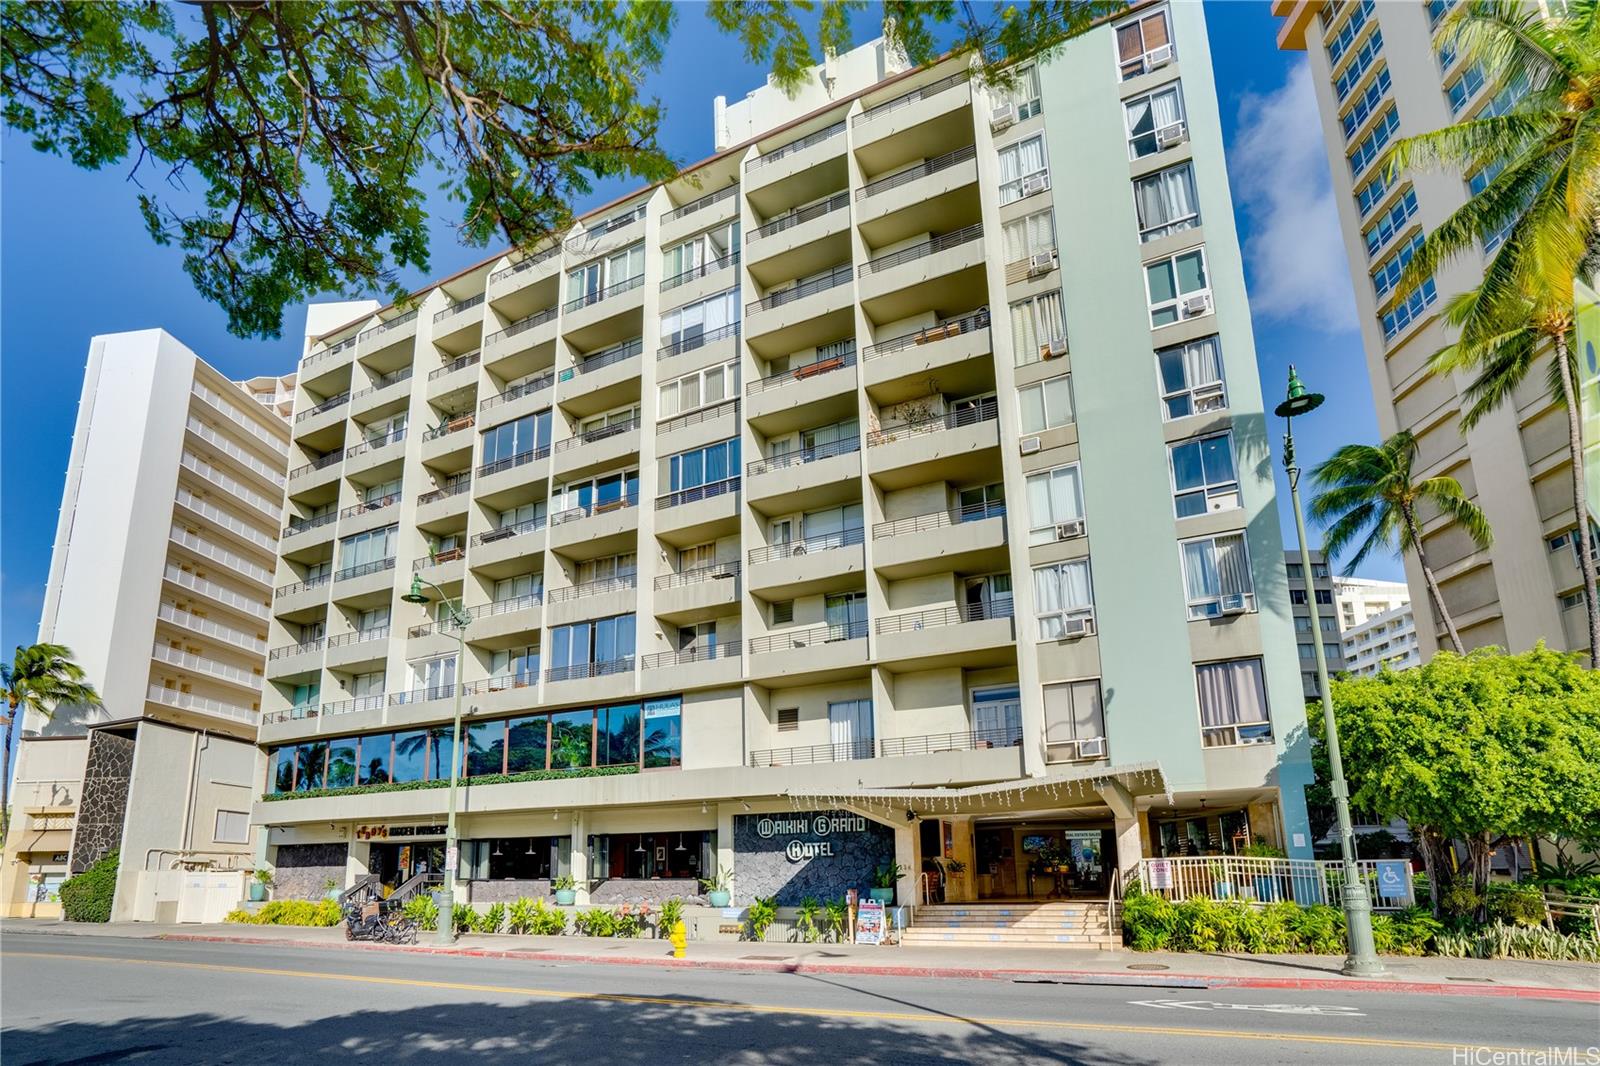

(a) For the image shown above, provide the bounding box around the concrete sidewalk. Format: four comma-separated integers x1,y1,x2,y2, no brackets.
6,918,1596,1001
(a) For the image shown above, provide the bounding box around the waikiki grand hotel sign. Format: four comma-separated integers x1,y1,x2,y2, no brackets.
733,810,894,905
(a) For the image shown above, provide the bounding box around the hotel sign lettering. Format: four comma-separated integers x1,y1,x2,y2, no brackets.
754,813,869,863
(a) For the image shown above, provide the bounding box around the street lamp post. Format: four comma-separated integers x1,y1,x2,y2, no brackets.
1275,365,1385,977
402,572,470,946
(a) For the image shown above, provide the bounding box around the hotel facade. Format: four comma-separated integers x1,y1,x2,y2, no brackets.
254,5,1316,919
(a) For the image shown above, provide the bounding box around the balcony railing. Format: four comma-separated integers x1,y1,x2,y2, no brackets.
147,685,256,724
351,366,413,402
747,344,855,395
852,71,967,126
549,490,640,525
747,434,859,477
358,307,419,342
463,672,539,696
861,224,982,275
288,451,341,479
877,726,1021,758
390,683,457,706
665,183,738,221
416,473,471,506
654,561,739,590
303,334,357,370
480,370,555,411
151,643,260,687
747,526,863,566
872,499,1006,540
641,643,739,670
547,573,636,604
747,264,852,315
165,566,270,619
334,557,396,583
749,120,845,170
429,350,480,380
656,476,739,510
192,380,289,459
466,592,543,620
858,143,977,200
345,428,406,460
276,573,332,598
180,451,279,520
563,273,644,314
554,415,640,453
472,515,547,546
490,244,562,285
866,397,998,447
316,694,387,721
327,627,389,650
168,525,272,584
748,619,868,655
659,321,739,360
560,338,642,380
863,307,989,360
295,392,349,423
475,443,550,478
413,547,464,570
485,307,558,349
185,416,285,486
876,599,1014,636
433,292,485,323
658,398,738,436
749,739,873,767
546,658,633,683
173,488,277,552
157,603,266,655
423,414,476,442
339,493,400,520
661,250,738,292
751,192,848,241
269,638,326,661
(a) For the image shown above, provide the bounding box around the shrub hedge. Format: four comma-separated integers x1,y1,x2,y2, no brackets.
1121,888,1440,956
60,854,118,923
225,899,342,926
261,763,638,802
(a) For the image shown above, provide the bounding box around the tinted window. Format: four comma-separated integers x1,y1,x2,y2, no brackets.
507,717,549,773
391,730,427,783
358,734,391,785
468,720,507,776
550,710,593,768
327,738,358,789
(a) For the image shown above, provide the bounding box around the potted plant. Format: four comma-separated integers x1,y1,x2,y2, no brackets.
944,858,967,902
249,869,273,902
322,876,342,902
700,869,732,908
871,862,903,904
552,875,577,906
1239,842,1286,902
1207,859,1233,900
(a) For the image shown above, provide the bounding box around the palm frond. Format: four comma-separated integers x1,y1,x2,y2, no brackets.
1417,476,1495,550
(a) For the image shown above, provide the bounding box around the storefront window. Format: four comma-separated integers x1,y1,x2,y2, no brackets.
327,738,358,789
391,730,427,783
600,704,640,765
427,725,458,780
295,741,329,790
643,698,682,769
507,717,548,772
462,836,562,881
358,734,391,785
272,748,295,793
467,720,507,776
550,710,593,768
599,830,708,879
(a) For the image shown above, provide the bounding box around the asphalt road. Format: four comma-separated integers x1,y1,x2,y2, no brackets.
2,932,1596,1065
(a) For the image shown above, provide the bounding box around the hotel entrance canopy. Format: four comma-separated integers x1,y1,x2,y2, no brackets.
783,761,1169,819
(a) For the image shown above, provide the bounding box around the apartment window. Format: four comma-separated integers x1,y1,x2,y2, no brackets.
363,476,402,504
1168,432,1238,518
997,133,1049,205
1033,559,1095,640
350,671,384,697
1294,615,1312,634
1354,168,1393,218
958,483,1006,522
1468,161,1515,253
1125,83,1185,159
553,469,640,515
1195,658,1273,747
1340,66,1392,141
1018,374,1074,434
549,614,636,675
1325,0,1373,66
827,698,874,754
338,525,396,570
1144,247,1209,327
663,220,738,280
1363,186,1419,258
578,406,639,438
409,654,457,696
1559,589,1587,612
824,592,868,639
576,553,635,586
660,287,740,352
771,600,795,625
1043,680,1106,762
213,810,250,845
1025,464,1086,546
481,409,552,466
800,502,864,547
1156,335,1226,419
357,606,389,633
496,500,546,531
364,412,406,441
1446,63,1486,114
1334,30,1384,103
494,573,542,602
1133,162,1200,242
1010,290,1067,367
1382,278,1438,340
1115,5,1172,80
776,707,799,732
1180,532,1255,619
1002,209,1056,264
567,242,643,303
1372,231,1425,303
1003,64,1042,119
664,438,740,495
1291,588,1334,606
659,359,739,418
491,645,540,684
1347,105,1399,178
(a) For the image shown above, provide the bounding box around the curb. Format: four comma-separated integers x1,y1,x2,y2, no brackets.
156,934,1600,1003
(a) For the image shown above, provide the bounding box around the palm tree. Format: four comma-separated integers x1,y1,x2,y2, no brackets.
1385,0,1600,663
1,643,101,841
1310,432,1494,654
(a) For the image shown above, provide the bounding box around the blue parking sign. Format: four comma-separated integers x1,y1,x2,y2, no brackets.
1375,859,1410,901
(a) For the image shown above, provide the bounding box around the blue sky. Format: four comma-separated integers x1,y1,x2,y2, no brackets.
0,2,1392,670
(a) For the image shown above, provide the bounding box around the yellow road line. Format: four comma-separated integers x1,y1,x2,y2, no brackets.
2,948,1540,1055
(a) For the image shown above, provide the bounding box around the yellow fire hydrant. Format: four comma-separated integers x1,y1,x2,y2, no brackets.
670,919,688,958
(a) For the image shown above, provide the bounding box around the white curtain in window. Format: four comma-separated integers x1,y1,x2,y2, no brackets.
1195,659,1268,728
1182,540,1220,602
998,135,1046,186
1135,164,1198,235
1035,560,1091,620
1027,466,1083,542
1003,211,1055,262
1043,681,1104,744
1214,534,1250,597
1010,292,1065,361
1183,336,1223,388
1151,86,1181,129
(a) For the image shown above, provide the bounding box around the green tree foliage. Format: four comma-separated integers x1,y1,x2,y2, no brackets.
1330,646,1600,917
59,853,118,923
2,1,1120,339
1,643,101,842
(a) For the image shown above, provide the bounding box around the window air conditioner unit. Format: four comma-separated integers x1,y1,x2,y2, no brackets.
1055,519,1086,541
1145,44,1175,71
1020,435,1042,455
1020,173,1051,197
1058,615,1093,639
990,104,1017,132
1077,737,1106,758
1209,490,1241,513
1041,337,1069,359
1219,592,1250,615
1182,292,1214,316
1027,251,1058,276
1155,120,1189,149
1192,382,1226,412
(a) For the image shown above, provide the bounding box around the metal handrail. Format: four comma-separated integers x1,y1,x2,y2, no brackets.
875,600,1013,635
433,292,485,322
865,399,998,446
877,726,1022,758
751,192,848,241
288,452,342,479
283,512,338,538
472,515,547,545
861,224,982,275
748,619,868,655
276,573,332,598
658,399,738,436
563,272,644,314
351,366,413,402
549,490,640,525
466,592,543,619
485,306,558,348
748,265,852,314
665,183,738,221
165,566,271,619
303,335,357,369
422,414,475,441
429,351,480,380
462,672,539,696
146,684,256,724
168,525,272,583
475,443,550,478
157,603,266,654
852,71,967,126
858,144,977,200
656,476,739,510
546,658,633,683
547,573,636,604
863,308,989,360
873,500,1006,539
339,493,400,519
295,392,349,422
358,307,419,341
179,451,279,519
659,322,739,360
185,416,286,486
191,380,290,458
490,244,562,284
268,638,325,661
561,338,642,379
642,644,739,670
416,475,471,506
749,739,874,767
333,557,396,582
554,416,640,453
748,526,863,565
327,627,388,649
414,547,464,569
654,562,739,590
747,345,855,395
747,434,859,476
749,121,845,169
480,370,555,410
389,683,457,705
661,250,739,292
344,428,406,459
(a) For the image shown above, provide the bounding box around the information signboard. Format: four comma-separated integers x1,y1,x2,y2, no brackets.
855,900,885,946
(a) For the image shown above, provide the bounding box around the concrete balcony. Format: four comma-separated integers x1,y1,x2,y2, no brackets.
420,415,477,465
871,502,1008,581
863,310,993,405
292,393,350,441
745,347,859,436
165,565,271,626
653,564,741,624
659,184,739,249
336,495,402,542
640,644,742,694
744,121,848,217
851,73,973,173
343,428,407,479
874,601,1017,672
745,438,862,514
425,350,481,402
461,594,544,643
553,418,640,480
477,370,555,428
857,225,986,325
488,246,562,305
329,557,397,602
274,573,332,616
349,368,414,419
865,400,1000,492
324,627,390,671
145,684,259,739
287,452,343,493
483,308,558,371
544,576,635,628
470,518,548,572
258,694,387,745
298,335,358,391
747,620,868,686
357,308,420,361
432,294,485,354
278,513,338,555
556,340,642,418
547,496,640,559
653,478,740,543
746,528,866,600
743,266,855,358
383,685,460,732
414,477,471,528
745,193,851,287
659,253,741,313
266,638,324,680
562,275,645,352
473,447,550,505
856,145,980,247
543,659,635,705
655,397,740,456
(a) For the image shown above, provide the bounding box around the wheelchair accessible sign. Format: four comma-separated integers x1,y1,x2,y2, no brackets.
1374,859,1410,902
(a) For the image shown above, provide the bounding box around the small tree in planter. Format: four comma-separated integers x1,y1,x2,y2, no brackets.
700,868,731,908
871,862,904,903
250,869,274,902
551,875,577,906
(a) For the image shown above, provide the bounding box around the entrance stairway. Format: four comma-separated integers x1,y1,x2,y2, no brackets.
903,901,1119,950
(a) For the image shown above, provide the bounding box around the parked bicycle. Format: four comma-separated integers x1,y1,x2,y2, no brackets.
342,899,418,944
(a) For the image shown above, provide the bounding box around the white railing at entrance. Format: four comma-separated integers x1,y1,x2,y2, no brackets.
1135,856,1415,910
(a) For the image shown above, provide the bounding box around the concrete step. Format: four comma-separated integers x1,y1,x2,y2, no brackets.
901,929,1120,949
917,904,1110,916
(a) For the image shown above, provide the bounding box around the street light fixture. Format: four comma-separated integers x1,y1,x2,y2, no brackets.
1275,366,1385,977
401,572,471,945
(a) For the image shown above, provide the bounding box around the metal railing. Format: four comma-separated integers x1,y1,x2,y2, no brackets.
549,490,640,525
751,192,848,241
563,272,644,314
866,398,998,447
327,627,389,650
295,392,349,422
746,434,859,477
339,493,400,520
358,307,419,342
863,307,989,360
165,566,271,619
191,381,289,458
476,443,550,478
861,224,982,275
858,144,977,200
642,644,739,670
853,71,967,126
878,726,1022,758
288,452,342,479
490,244,562,285
875,599,1014,635
433,292,485,322
168,525,272,584
747,344,855,395
389,683,457,706
665,183,738,221
656,476,739,510
480,370,555,410
333,557,396,583
748,619,868,655
658,399,738,436
466,592,543,620
422,414,475,441
151,643,260,687
157,603,266,655
413,547,464,569
658,321,739,360
554,415,640,453
179,451,279,520
269,638,326,661
561,338,642,379
185,416,286,486
472,515,547,545
276,573,332,598
1135,856,1416,911
173,488,277,551
303,335,357,370
261,701,322,725
547,573,636,604
661,250,739,291
546,658,633,683
416,474,471,506
429,350,480,380
655,562,739,590
873,499,1006,540
749,738,873,767
351,366,413,402
345,428,406,460
462,672,539,696
749,121,845,169
748,526,863,566
747,264,852,315
146,685,256,724
485,307,558,349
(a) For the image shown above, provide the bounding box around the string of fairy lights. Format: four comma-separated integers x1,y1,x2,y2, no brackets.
781,763,1169,817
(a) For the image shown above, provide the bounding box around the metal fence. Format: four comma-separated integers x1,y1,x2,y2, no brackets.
1135,856,1417,910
